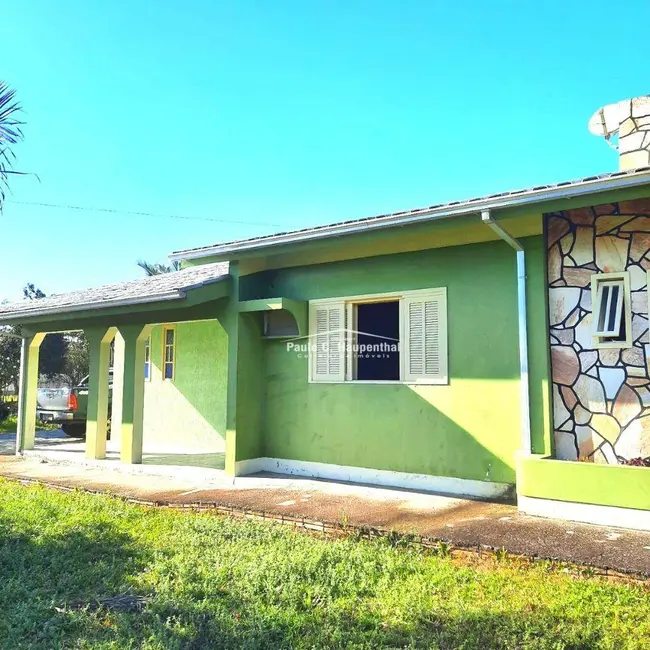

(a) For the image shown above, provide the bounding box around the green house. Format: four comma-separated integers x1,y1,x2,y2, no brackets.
4,96,650,530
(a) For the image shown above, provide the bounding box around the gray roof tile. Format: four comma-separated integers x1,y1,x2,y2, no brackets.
171,167,650,258
0,262,229,319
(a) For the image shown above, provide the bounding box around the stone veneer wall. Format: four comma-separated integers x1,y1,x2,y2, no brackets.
547,198,650,464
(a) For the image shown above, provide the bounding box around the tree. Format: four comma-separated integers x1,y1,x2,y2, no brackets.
0,326,20,400
23,283,45,300
60,333,89,387
136,259,181,276
18,283,68,378
0,81,23,207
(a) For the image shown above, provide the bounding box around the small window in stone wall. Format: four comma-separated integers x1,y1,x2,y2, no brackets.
591,272,632,348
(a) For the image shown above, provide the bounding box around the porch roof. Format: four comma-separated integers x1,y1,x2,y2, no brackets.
0,262,229,323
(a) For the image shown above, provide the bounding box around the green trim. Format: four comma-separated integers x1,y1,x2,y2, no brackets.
524,237,553,455
517,454,650,511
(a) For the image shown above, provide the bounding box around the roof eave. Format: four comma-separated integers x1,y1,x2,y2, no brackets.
0,290,184,324
169,169,650,262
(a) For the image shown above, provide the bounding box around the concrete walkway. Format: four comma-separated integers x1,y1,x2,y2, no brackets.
1,453,650,577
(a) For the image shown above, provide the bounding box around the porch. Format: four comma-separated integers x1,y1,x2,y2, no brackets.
0,429,226,478
1,261,307,478
1,263,235,472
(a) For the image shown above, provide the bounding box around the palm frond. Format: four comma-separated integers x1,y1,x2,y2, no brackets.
137,259,180,276
0,81,23,208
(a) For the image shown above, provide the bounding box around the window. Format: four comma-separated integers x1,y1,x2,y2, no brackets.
162,326,176,380
591,272,632,348
144,337,151,381
309,288,447,384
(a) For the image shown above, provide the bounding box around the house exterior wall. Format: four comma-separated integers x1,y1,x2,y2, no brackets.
241,236,550,486
143,319,228,453
547,198,650,464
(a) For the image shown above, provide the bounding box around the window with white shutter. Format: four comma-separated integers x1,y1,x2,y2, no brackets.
403,290,447,383
309,301,346,382
309,288,447,385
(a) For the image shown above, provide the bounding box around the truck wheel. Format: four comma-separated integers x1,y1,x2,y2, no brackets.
61,423,86,438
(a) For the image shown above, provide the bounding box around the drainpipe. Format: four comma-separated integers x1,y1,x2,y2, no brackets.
481,209,532,455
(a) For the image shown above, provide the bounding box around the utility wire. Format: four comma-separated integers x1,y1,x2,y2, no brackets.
6,199,284,227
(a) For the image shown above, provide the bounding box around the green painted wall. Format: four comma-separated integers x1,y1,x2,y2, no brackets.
233,312,266,462
518,454,650,510
144,319,228,453
246,235,549,484
526,238,553,456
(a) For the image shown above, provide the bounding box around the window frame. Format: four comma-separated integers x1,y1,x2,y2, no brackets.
308,288,447,385
144,337,151,382
162,325,176,381
591,271,633,349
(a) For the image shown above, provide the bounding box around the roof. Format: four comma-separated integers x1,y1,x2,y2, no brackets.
170,167,650,261
0,262,229,320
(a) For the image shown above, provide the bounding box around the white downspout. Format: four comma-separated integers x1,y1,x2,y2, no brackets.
481,209,532,454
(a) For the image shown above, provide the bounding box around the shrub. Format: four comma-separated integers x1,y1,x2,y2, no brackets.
0,401,10,423
620,456,650,467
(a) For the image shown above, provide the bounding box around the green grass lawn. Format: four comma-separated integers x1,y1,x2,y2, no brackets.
0,481,649,649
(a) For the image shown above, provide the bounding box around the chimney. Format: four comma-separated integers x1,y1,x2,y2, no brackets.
589,96,650,170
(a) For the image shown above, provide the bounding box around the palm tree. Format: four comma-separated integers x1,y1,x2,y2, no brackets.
0,81,23,206
136,259,181,276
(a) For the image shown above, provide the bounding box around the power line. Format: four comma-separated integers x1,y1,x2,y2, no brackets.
6,199,284,227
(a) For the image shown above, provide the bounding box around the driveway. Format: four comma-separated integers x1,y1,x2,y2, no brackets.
0,429,73,455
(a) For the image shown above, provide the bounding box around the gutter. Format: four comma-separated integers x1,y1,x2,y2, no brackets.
170,168,650,261
481,209,532,455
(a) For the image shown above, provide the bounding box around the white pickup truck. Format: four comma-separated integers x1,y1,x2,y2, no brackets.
37,371,113,437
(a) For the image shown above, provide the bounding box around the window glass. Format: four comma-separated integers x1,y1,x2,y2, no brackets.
144,338,151,381
355,301,400,381
163,328,175,380
594,280,624,338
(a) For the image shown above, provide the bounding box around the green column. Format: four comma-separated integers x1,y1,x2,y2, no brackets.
223,264,265,477
85,326,116,460
224,310,239,476
117,324,152,464
16,332,45,454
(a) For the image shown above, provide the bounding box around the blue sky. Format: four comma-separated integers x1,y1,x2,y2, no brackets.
1,1,648,301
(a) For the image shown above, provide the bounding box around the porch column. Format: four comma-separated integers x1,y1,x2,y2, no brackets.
224,265,264,477
109,331,125,450
224,310,239,477
16,332,45,454
117,324,152,464
85,326,116,460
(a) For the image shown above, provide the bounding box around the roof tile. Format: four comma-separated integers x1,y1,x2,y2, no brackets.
0,262,229,318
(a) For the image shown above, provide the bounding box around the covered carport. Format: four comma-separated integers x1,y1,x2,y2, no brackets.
0,262,230,467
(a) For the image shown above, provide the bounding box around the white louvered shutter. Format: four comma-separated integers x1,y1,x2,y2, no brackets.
310,301,346,382
403,290,447,384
